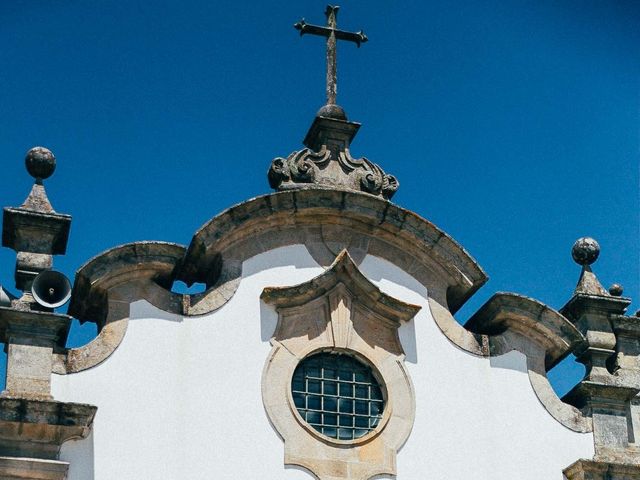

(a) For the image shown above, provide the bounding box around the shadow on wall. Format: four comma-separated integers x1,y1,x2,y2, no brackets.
59,430,95,480
489,350,529,374
129,298,183,323
242,245,321,278
260,299,278,342
398,319,418,365
489,349,586,400
359,255,426,365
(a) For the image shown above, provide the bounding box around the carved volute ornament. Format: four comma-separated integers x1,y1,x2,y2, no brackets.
261,250,420,480
268,6,399,200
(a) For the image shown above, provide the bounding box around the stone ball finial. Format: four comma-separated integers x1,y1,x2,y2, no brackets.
25,147,56,180
571,237,600,266
609,284,624,296
317,103,347,121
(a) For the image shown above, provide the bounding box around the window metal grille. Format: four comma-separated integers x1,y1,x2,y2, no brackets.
291,352,384,440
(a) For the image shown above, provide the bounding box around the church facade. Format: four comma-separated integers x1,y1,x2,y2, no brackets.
1,6,639,480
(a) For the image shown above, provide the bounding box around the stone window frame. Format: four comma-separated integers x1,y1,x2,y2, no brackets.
260,250,421,480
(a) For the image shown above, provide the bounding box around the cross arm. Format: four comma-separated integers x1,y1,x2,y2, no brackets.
334,29,367,47
294,20,368,47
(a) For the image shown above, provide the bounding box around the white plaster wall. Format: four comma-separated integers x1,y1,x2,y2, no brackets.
357,255,594,479
54,245,594,480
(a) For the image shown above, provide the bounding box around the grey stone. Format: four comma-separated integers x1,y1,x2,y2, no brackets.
177,190,486,315
560,242,640,467
0,397,95,460
572,237,600,266
268,116,399,200
466,292,584,370
564,459,640,479
0,307,71,399
24,147,56,181
0,456,69,480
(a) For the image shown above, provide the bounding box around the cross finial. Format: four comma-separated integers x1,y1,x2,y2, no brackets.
294,5,368,120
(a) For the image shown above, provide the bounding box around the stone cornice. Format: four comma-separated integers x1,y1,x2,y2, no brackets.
179,189,487,314
66,191,486,327
564,459,640,479
0,397,96,460
68,241,186,325
0,307,71,348
561,293,632,321
2,207,71,256
57,189,486,374
466,292,584,370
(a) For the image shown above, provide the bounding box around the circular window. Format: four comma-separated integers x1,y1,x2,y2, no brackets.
291,352,385,441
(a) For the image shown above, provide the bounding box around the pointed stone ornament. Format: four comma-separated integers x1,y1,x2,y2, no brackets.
2,147,71,292
571,237,608,296
561,238,639,470
19,183,55,214
0,146,96,480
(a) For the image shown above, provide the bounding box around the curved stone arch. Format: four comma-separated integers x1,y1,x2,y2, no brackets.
465,292,592,433
56,189,488,374
177,189,487,315
54,242,186,374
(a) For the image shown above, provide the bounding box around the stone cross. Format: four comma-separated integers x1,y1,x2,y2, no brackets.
295,6,367,109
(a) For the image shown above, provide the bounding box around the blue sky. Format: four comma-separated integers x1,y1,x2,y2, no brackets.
0,1,638,396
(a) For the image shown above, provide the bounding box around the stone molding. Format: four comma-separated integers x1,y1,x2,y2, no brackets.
467,292,585,370
0,456,69,480
610,314,640,390
261,251,420,480
68,241,186,326
564,459,640,479
67,191,487,320
55,190,486,374
0,397,96,460
56,242,186,374
178,189,487,314
49,190,597,442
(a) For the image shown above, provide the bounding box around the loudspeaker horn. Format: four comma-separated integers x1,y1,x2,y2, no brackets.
31,270,71,309
0,285,12,307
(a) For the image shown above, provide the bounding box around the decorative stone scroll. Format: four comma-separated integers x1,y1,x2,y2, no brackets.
268,115,399,200
261,250,420,480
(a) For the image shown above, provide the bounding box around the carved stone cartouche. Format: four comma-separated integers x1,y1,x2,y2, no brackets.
268,114,399,200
